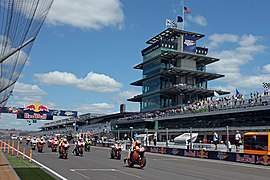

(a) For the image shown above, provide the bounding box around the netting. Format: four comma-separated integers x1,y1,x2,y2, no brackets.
0,0,54,107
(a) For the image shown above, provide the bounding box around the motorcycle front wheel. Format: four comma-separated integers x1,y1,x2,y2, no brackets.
139,157,146,168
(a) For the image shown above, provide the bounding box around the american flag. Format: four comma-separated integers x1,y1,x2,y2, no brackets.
184,6,191,14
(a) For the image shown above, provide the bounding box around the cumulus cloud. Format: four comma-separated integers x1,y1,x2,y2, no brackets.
187,15,207,26
208,33,239,49
263,64,270,73
111,90,140,104
33,71,123,93
46,0,124,30
207,33,266,88
74,103,114,114
14,82,46,95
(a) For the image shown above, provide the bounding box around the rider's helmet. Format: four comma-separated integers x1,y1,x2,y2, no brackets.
63,138,68,143
54,137,58,141
135,140,141,146
79,138,83,142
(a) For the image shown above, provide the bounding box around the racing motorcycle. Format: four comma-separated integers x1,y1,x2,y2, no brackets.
110,142,123,160
124,146,146,168
26,136,31,145
51,140,59,152
59,143,70,159
85,142,91,152
31,138,38,150
74,141,84,156
19,137,23,144
47,137,53,148
37,139,46,153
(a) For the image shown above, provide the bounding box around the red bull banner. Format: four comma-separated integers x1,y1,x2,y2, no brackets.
14,103,78,120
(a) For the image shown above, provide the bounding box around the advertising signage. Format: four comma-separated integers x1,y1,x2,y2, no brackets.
183,35,196,53
1,103,78,120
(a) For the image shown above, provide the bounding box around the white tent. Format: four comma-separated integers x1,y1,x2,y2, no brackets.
174,133,198,145
135,134,154,146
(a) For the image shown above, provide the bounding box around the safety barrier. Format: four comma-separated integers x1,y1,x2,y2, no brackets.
0,139,33,163
95,142,270,166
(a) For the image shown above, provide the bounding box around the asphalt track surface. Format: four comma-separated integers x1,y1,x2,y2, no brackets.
14,140,270,180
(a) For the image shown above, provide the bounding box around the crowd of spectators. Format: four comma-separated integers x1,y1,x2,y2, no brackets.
118,90,270,122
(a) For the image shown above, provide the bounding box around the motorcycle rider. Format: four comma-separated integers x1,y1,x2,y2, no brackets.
30,136,38,149
85,138,91,151
59,138,70,155
51,137,59,151
37,137,46,151
26,136,31,145
129,140,141,160
72,138,84,155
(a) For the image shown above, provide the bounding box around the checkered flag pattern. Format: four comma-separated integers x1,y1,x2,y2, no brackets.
263,82,270,89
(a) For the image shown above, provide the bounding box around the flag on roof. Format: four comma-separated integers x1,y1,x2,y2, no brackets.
171,21,177,28
184,6,191,14
236,89,241,96
214,91,220,97
177,16,183,23
166,19,171,26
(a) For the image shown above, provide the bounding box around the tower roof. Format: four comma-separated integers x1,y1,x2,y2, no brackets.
146,28,205,44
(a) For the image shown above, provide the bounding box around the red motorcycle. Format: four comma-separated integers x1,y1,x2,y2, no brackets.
51,140,59,152
124,146,146,168
59,143,70,159
47,137,53,148
37,140,46,153
110,142,123,160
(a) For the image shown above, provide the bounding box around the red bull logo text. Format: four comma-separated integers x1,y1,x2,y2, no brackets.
236,154,255,164
24,113,47,120
184,150,196,157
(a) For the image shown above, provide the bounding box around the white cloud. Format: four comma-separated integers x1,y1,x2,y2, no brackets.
187,15,207,26
111,90,140,104
263,64,270,73
13,82,47,95
47,0,124,30
74,103,114,114
207,33,266,89
34,71,123,93
208,33,239,49
34,71,77,86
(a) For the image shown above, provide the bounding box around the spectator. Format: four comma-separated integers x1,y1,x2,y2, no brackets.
226,139,232,152
235,130,242,152
213,131,219,150
153,132,157,146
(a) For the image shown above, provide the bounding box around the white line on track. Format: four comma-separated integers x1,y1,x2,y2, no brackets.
70,168,142,179
71,170,90,179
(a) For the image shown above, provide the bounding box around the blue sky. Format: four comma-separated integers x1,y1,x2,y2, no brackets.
1,0,270,130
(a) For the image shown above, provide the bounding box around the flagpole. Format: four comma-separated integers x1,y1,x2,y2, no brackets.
182,0,184,30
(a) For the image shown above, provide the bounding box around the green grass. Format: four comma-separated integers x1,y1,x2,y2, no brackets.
5,153,55,180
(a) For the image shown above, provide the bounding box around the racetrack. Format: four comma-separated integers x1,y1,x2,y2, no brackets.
13,140,270,180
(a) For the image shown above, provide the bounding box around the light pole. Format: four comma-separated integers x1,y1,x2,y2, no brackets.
166,128,169,147
130,127,133,143
145,128,148,146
